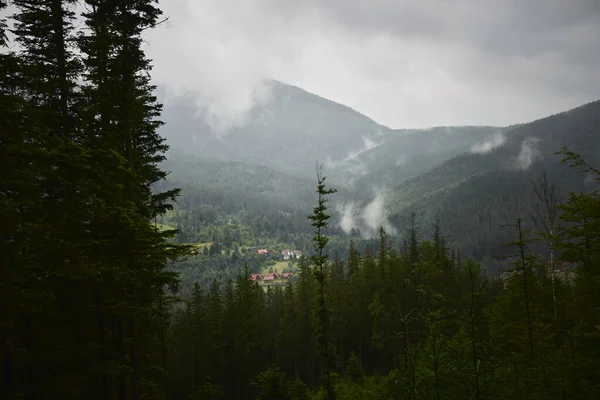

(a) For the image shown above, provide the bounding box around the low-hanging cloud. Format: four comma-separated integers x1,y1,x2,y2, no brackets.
345,136,383,161
335,189,396,238
325,134,383,172
161,80,275,135
471,131,506,153
199,80,275,134
142,0,308,134
336,202,356,233
515,137,542,170
361,190,397,237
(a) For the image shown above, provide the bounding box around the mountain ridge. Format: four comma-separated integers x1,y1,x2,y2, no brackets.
158,80,522,184
382,99,600,273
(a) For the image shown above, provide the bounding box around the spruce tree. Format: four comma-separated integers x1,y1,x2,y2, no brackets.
12,0,81,138
308,163,337,400
76,0,191,395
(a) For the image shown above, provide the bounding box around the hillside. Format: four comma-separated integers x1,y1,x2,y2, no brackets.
155,151,374,253
159,152,363,217
390,100,600,212
387,100,600,272
352,126,502,188
158,80,390,179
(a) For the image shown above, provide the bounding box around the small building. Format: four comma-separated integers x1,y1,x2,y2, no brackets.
257,249,268,255
283,272,293,279
281,249,302,261
249,274,263,282
264,272,279,281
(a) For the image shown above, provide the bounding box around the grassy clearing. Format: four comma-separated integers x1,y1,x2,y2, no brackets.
261,261,289,276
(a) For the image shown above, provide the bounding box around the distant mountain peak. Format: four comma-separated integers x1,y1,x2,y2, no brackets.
264,79,382,124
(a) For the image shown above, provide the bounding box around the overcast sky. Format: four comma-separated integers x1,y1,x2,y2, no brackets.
146,1,595,128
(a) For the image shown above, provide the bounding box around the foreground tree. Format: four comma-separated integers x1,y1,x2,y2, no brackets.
2,0,189,397
309,163,338,400
77,0,190,395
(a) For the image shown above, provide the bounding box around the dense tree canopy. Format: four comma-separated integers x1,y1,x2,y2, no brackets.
167,148,600,399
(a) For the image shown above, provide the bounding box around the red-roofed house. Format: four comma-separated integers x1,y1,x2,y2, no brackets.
283,272,293,279
249,274,263,282
257,249,268,255
263,274,274,282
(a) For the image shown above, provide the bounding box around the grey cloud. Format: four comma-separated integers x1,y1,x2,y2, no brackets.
267,0,600,98
471,131,506,154
336,202,356,234
361,190,396,236
335,190,397,238
266,0,600,59
515,137,542,170
138,0,599,128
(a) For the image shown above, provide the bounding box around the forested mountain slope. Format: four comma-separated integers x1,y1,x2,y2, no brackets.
158,80,389,178
388,100,600,272
350,126,501,187
390,100,600,212
158,152,364,233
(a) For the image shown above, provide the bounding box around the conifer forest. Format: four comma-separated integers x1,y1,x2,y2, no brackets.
1,1,600,399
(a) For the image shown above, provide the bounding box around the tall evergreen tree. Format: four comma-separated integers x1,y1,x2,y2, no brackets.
76,0,191,396
308,163,337,400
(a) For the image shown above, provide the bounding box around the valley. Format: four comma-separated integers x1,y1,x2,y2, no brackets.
157,82,600,285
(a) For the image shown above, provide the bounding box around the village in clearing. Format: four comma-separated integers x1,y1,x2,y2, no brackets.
249,248,302,289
